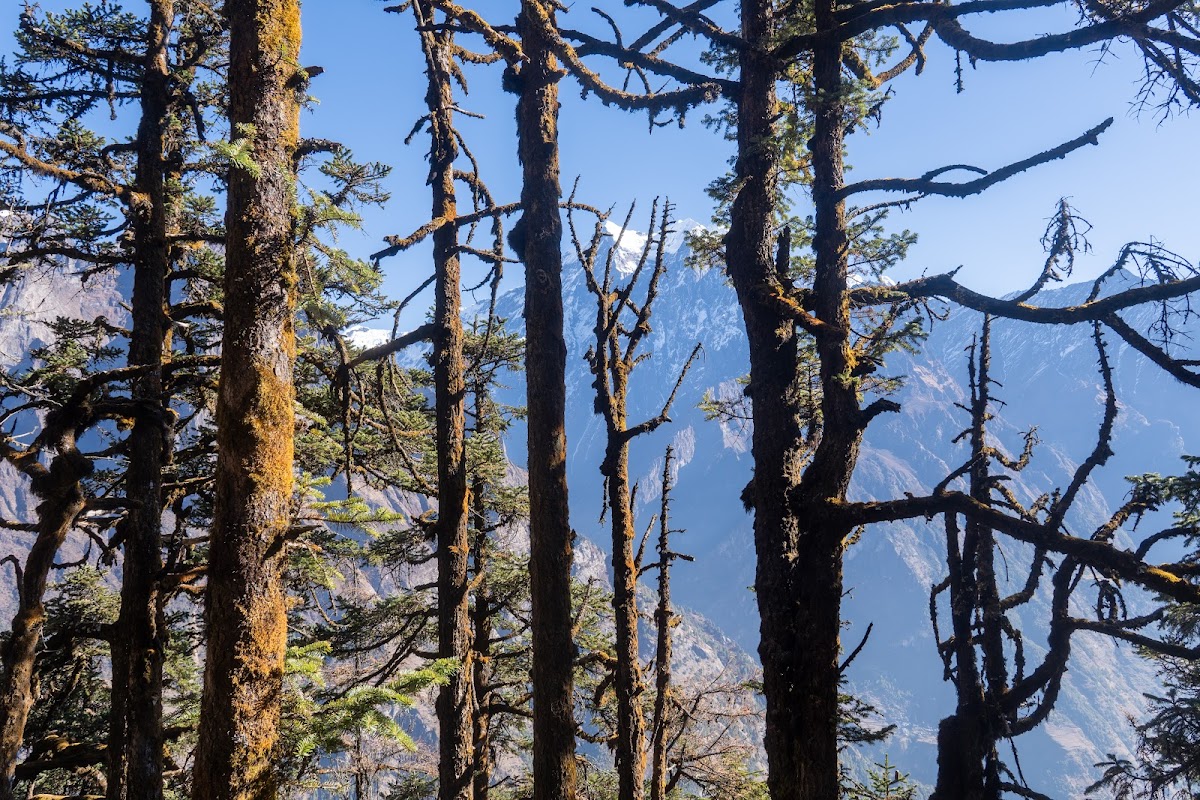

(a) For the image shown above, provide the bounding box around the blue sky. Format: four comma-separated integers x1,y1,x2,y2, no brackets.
5,1,1198,313
296,1,1198,309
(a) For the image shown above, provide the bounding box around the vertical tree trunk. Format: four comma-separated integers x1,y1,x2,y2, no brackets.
514,3,577,798
0,423,91,800
191,1,301,797
649,447,676,800
604,428,647,800
419,5,474,799
108,3,175,797
787,0,859,794
724,3,806,800
724,1,855,797
470,448,493,800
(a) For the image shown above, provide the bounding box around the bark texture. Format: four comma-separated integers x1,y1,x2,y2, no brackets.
604,430,646,800
725,2,851,798
419,5,475,798
514,3,577,798
649,448,676,800
190,1,301,797
107,2,175,796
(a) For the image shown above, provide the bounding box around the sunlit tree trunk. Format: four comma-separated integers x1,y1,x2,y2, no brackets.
191,1,301,797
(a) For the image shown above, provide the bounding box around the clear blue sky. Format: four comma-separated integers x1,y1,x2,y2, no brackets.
5,1,1197,313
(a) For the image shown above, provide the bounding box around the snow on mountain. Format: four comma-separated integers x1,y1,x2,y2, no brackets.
345,324,394,349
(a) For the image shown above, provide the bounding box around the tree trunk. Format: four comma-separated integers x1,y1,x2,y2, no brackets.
649,448,676,800
514,3,577,799
0,423,92,800
725,1,856,798
470,459,493,800
604,434,646,800
420,6,475,799
107,3,175,797
190,1,301,797
599,394,646,800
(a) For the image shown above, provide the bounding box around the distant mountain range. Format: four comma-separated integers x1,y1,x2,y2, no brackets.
482,223,1199,795
4,223,1198,794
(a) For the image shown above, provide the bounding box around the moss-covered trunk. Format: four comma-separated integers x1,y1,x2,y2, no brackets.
191,1,300,798
107,3,175,797
514,3,576,798
601,392,646,800
592,355,643,800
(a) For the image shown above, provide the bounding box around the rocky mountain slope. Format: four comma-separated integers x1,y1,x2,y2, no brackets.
480,223,1200,795
4,223,1198,793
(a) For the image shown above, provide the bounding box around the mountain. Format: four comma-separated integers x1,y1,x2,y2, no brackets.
4,225,1198,794
479,222,1200,795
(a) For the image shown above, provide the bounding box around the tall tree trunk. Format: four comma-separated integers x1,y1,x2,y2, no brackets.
470,447,493,800
649,447,676,800
191,1,301,797
602,403,646,800
790,0,858,794
108,3,175,797
0,421,92,800
725,1,855,798
419,5,474,799
514,3,577,799
724,3,805,799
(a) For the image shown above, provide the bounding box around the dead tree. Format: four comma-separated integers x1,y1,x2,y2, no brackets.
648,446,693,800
929,313,1200,800
572,201,701,800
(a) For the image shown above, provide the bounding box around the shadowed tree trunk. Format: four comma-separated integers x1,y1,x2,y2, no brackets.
0,418,92,800
649,447,677,800
470,456,494,800
514,3,577,798
107,2,176,797
724,1,852,798
191,1,301,797
417,4,474,798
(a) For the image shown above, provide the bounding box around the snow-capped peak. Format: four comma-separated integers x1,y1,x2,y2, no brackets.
602,217,706,257
665,218,706,253
345,325,392,349
598,217,707,275
602,219,649,256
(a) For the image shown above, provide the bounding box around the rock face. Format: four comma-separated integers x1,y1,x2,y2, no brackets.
0,263,123,573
